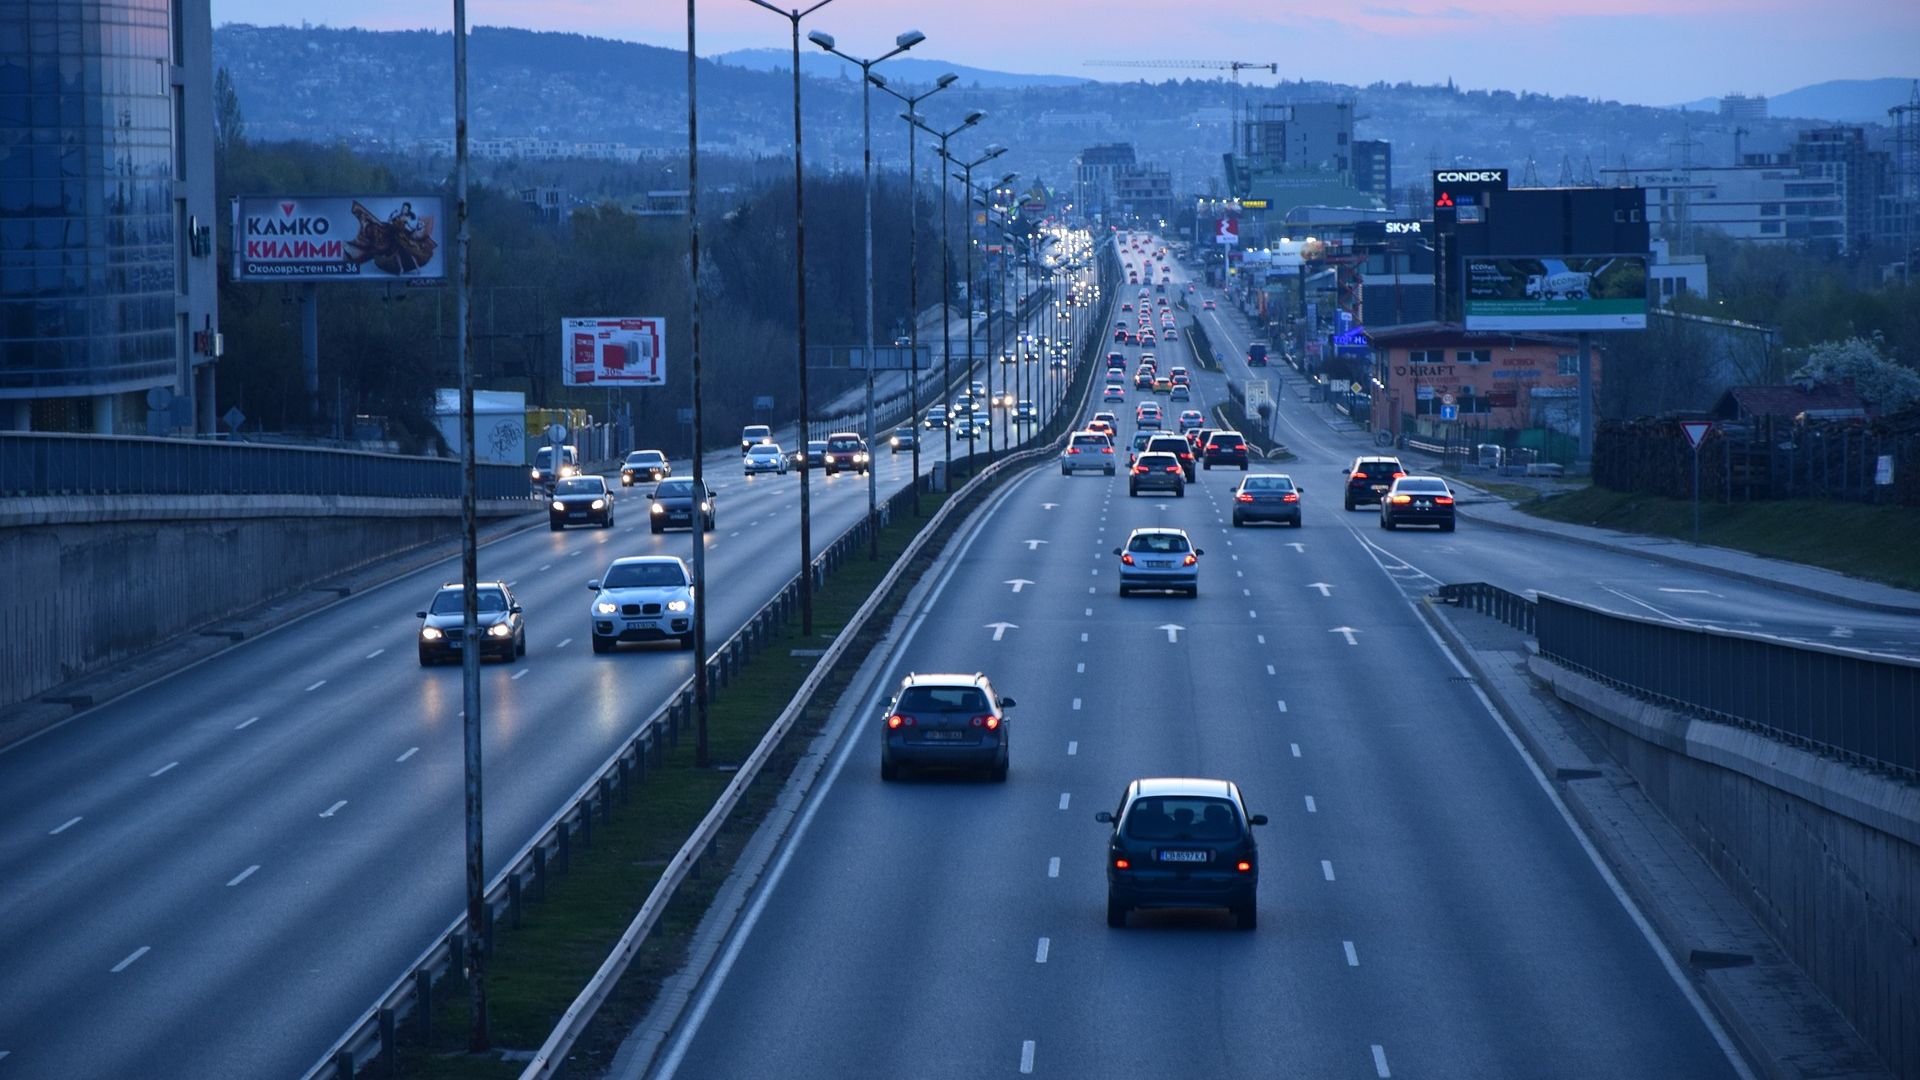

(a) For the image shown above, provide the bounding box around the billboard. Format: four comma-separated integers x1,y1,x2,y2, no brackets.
231,196,446,282
1215,217,1239,245
1463,255,1647,331
562,317,667,387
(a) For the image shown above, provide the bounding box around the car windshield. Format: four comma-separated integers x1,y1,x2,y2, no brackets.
655,479,693,497
430,588,507,615
554,477,604,495
748,446,781,457
1148,439,1187,454
808,442,827,452
1127,532,1190,554
1072,435,1107,447
1399,479,1450,494
743,427,770,439
1357,460,1402,476
828,437,861,451
626,452,664,465
1243,476,1295,491
1125,796,1240,840
896,685,991,713
602,562,688,589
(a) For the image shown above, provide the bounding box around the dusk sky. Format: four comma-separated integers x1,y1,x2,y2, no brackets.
211,0,1917,107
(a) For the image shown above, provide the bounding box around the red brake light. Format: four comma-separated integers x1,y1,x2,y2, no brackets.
1435,495,1454,505
1236,492,1254,502
1183,553,1197,566
1115,858,1131,870
1166,465,1181,473
1236,860,1252,873
1120,553,1135,565
1133,464,1149,474
1066,447,1080,454
984,715,1000,731
887,713,915,729
1391,494,1413,505
1102,446,1113,454
1282,492,1299,502
1391,471,1407,479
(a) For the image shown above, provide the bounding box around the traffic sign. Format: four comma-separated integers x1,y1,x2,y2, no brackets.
1440,404,1458,421
1680,420,1712,450
1441,393,1455,406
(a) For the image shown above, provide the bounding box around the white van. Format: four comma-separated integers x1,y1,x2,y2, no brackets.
741,424,773,452
531,444,579,488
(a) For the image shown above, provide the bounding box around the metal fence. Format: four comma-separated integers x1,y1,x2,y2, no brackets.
1593,413,1920,507
0,432,534,501
1435,582,1538,635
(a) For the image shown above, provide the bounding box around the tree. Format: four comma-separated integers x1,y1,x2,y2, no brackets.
214,67,245,154
1791,335,1920,414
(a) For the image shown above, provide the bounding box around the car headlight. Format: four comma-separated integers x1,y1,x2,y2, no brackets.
487,622,512,637
854,453,867,463
550,500,565,511
420,627,444,641
560,465,578,477
591,499,606,510
666,599,690,612
650,503,664,514
700,501,712,512
530,468,541,479
595,601,618,615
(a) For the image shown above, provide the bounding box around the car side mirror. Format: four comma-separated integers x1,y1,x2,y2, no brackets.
1094,811,1114,824
1249,814,1269,826
999,696,1016,708
510,604,522,613
414,610,427,619
1193,548,1205,556
587,581,600,591
1111,548,1122,556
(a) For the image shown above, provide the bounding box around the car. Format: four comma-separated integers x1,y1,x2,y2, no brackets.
549,474,615,530
1102,384,1127,403
1163,327,1179,341
1177,409,1205,432
416,581,525,665
1128,451,1185,498
740,424,773,453
923,406,948,429
1155,282,1166,293
531,444,579,489
1342,456,1407,509
889,426,917,453
588,555,695,652
1140,332,1157,348
1113,526,1202,594
1121,302,1132,312
1014,401,1038,425
1091,410,1118,427
1247,341,1270,367
1133,370,1154,390
1095,777,1267,929
1135,404,1163,430
954,417,980,441
1124,330,1138,345
648,477,716,533
620,449,671,486
1203,431,1249,471
1233,474,1302,527
743,443,787,476
879,672,1015,782
1152,377,1172,395
1169,383,1191,403
1187,282,1197,293
1126,430,1157,465
970,381,987,400
797,439,829,469
1139,352,1156,368
1187,427,1216,456
1168,366,1189,382
1380,475,1457,531
1202,299,1215,310
1062,431,1116,475
1145,433,1196,480
1106,352,1127,372
823,432,870,476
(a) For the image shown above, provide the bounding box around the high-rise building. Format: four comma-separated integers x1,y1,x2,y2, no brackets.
1242,102,1354,176
1113,166,1174,222
1599,163,1845,250
1075,143,1136,223
1718,93,1768,123
1353,140,1392,203
1793,126,1892,256
1,1,219,434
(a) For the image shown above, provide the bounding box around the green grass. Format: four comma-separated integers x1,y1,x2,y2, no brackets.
389,492,958,1078
1521,486,1920,591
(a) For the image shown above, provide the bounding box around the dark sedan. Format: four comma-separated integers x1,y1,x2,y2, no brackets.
1380,475,1457,531
1096,777,1267,929
549,475,614,530
1232,474,1302,527
620,449,670,486
648,477,716,534
417,582,525,665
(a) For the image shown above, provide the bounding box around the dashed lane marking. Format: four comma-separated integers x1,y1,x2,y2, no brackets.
228,865,260,887
149,762,179,778
49,816,82,836
397,747,419,763
110,946,151,974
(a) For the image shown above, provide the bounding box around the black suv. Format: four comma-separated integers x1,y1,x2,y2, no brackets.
1202,431,1249,471
879,673,1015,782
1096,777,1268,929
1144,434,1196,481
1342,456,1406,510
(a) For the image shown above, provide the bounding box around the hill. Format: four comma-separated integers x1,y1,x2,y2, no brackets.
713,48,1091,90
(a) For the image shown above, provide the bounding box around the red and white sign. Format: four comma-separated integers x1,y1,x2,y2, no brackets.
1680,420,1712,450
1215,217,1240,246
561,317,667,387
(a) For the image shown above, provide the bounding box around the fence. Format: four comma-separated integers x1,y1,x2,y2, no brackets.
0,432,535,501
1435,581,1537,635
1593,412,1920,507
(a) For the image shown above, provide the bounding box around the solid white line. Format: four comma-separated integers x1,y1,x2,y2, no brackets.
1322,860,1336,881
512,669,529,680
1067,740,1078,755
557,637,573,649
1345,940,1359,966
49,816,81,836
304,680,326,692
1305,795,1317,813
365,648,384,659
227,865,260,888
1072,698,1082,710
1291,743,1301,757
1266,664,1276,675
397,747,419,763
149,761,179,778
1372,1044,1390,1077
1048,857,1060,878
110,946,151,973
236,715,260,730
1020,1040,1036,1074
319,800,347,818
1035,937,1050,963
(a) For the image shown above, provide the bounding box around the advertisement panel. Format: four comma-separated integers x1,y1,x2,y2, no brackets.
231,196,446,282
1463,255,1647,331
1215,217,1239,245
561,317,667,387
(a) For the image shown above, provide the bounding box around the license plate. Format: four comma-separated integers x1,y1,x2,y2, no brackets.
1147,560,1173,568
1158,850,1210,863
1372,484,1389,492
921,730,966,741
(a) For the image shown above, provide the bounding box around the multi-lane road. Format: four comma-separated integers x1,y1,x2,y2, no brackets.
648,236,1761,1080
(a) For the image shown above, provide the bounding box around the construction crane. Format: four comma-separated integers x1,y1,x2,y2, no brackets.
1084,60,1278,156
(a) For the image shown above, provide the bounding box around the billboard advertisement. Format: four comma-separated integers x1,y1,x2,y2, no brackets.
1215,217,1240,245
1463,255,1647,331
231,196,446,282
562,317,667,387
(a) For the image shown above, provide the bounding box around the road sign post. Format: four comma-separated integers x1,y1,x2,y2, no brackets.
1681,420,1713,545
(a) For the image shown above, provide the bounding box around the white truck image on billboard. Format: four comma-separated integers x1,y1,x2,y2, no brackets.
1525,267,1597,301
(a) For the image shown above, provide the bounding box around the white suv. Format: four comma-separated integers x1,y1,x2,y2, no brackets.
1062,431,1116,475
589,556,695,652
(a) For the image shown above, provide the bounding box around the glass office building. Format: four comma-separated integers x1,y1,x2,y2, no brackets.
0,0,217,433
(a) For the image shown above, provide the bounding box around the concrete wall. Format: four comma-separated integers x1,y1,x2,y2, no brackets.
1,498,530,712
1533,658,1920,1078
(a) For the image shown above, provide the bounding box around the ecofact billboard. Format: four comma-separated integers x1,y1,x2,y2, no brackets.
231,196,446,282
1463,255,1647,331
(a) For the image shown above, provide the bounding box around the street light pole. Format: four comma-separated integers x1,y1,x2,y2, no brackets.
687,0,711,768
946,149,1007,475
810,28,925,560
913,112,985,488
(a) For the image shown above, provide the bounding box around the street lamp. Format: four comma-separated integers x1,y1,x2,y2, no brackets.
870,70,958,515
742,0,839,636
810,27,925,560
960,170,1018,463
908,108,985,483
945,149,1009,469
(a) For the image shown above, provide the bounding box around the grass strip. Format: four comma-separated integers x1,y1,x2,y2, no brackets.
385,482,1003,1077
1518,486,1920,592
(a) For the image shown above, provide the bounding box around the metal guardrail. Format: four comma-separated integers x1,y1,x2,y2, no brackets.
0,432,534,500
1532,593,1918,781
1435,582,1538,635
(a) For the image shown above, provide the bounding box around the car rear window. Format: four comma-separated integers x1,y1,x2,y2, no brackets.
1209,434,1244,447
1072,434,1109,448
1243,476,1294,491
627,452,664,465
1356,460,1403,477
1126,531,1190,554
897,686,990,712
1125,796,1239,840
1398,479,1449,494
602,562,688,589
743,426,770,439
555,477,606,495
1147,438,1188,454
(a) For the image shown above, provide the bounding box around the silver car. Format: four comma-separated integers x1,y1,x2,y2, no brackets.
744,443,787,476
589,556,696,652
1114,527,1203,597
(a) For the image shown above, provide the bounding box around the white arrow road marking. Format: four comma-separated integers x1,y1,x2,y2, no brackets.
1330,627,1360,645
1829,626,1855,638
1308,582,1333,597
1156,503,1169,510
1158,623,1184,643
1288,542,1306,553
1024,539,1049,550
1005,579,1035,593
1041,502,1059,510
986,622,1018,642
319,800,347,818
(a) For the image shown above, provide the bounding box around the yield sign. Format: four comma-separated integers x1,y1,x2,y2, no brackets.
1680,421,1713,450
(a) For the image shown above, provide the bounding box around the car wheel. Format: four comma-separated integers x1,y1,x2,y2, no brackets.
1187,585,1199,598
1442,519,1456,533
591,634,613,654
1290,516,1302,528
1343,499,1356,511
705,516,715,530
1104,466,1115,476
417,651,433,667
1061,466,1071,475
517,633,528,657
1107,895,1129,929
1240,463,1248,471
650,524,663,535
1234,903,1258,931
549,522,563,532
1128,485,1138,497
1176,486,1186,498
678,632,696,650
1381,515,1395,530
881,758,899,782
1118,584,1130,597
990,759,1008,783
1232,514,1244,527
1204,461,1212,470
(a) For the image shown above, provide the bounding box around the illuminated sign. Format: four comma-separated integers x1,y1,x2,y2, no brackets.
1434,169,1508,185
1385,221,1423,235
1435,192,1455,208
1240,199,1269,209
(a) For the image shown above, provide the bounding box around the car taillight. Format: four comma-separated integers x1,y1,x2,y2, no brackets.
1236,492,1254,502
1391,494,1413,504
1183,553,1198,566
1115,858,1131,870
1392,471,1406,479
1066,447,1080,454
1133,465,1148,474
1166,465,1181,473
969,714,996,728
1282,492,1299,502
1181,452,1193,461
1236,860,1252,873
887,713,917,729
1435,495,1454,505
1120,553,1135,565
1102,446,1114,454
983,715,1001,731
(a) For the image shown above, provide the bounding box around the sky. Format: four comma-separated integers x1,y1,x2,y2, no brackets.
210,0,1918,107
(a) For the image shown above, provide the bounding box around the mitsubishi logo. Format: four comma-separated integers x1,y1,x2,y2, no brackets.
1435,192,1455,208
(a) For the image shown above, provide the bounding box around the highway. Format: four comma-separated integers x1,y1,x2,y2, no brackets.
0,249,1093,1079
651,236,1755,1080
